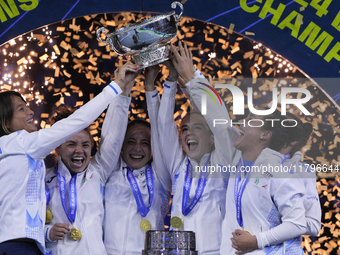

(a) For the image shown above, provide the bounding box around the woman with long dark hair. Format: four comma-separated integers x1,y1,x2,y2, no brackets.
279,113,321,237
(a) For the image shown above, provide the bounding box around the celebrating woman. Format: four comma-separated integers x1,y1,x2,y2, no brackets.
104,65,172,255
168,42,307,254
157,44,236,254
0,61,139,255
44,77,134,254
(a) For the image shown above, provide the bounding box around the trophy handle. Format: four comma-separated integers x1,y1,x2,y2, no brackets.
171,1,184,22
96,27,108,43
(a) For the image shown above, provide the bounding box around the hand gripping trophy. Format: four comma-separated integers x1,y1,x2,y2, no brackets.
96,1,184,69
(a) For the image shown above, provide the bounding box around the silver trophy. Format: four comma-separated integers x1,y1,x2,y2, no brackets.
96,2,183,69
143,230,198,255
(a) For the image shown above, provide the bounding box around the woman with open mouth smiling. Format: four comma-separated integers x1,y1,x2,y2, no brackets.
43,62,139,255
0,61,139,255
103,65,172,255
156,42,238,254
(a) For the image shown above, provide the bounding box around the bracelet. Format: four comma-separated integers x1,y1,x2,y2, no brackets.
165,76,179,82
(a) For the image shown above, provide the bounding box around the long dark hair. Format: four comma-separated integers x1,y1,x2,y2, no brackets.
49,105,92,140
0,91,26,137
126,118,151,131
261,109,290,152
49,105,76,124
261,110,313,156
283,112,313,157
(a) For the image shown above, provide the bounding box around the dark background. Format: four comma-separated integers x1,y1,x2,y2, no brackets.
0,0,340,101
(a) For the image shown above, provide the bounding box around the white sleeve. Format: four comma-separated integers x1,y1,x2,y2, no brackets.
157,80,184,178
185,76,239,167
92,94,130,183
256,222,305,249
145,89,172,192
256,178,306,249
17,82,122,160
302,169,321,236
286,156,321,236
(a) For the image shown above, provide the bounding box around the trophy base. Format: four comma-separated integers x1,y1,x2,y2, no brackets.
143,251,198,255
143,230,197,255
132,45,170,69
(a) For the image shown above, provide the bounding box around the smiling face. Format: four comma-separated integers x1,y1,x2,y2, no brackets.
122,125,152,170
180,113,214,164
56,130,92,175
233,113,271,161
6,95,37,133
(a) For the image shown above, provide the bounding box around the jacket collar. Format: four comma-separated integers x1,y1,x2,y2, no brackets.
121,157,148,177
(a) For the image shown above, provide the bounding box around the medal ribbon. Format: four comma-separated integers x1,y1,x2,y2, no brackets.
126,165,154,218
45,186,51,206
58,171,77,224
234,158,251,228
182,154,210,216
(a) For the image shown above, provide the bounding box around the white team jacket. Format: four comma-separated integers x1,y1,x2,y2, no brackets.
157,77,238,255
44,94,130,255
282,152,321,236
0,83,122,253
180,76,307,254
104,89,172,255
220,149,307,255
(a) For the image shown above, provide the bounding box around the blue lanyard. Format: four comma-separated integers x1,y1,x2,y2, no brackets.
182,155,210,216
45,186,50,206
58,169,77,224
126,165,154,217
234,159,251,228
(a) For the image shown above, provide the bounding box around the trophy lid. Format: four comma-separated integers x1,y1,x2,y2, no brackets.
96,1,184,68
113,11,176,35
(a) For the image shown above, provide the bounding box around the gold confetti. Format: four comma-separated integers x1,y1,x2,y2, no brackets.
0,16,339,255
245,31,255,36
228,23,235,34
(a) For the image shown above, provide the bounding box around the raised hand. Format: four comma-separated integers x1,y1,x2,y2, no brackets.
114,61,140,91
170,41,194,84
144,65,161,91
49,223,70,241
121,80,136,97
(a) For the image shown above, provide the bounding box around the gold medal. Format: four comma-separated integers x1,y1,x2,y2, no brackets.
170,216,183,229
70,227,82,241
241,226,250,234
45,209,53,224
140,219,151,232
